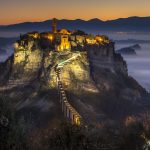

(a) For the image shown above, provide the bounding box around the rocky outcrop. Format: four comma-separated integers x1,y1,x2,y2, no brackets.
0,32,150,129
12,48,43,80
131,44,141,50
48,52,91,89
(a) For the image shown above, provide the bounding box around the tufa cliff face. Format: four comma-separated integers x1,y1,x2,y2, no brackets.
12,46,91,89
0,31,150,128
11,33,127,84
8,32,127,90
9,36,126,95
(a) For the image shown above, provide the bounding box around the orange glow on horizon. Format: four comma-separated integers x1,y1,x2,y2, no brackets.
0,15,149,26
0,0,150,25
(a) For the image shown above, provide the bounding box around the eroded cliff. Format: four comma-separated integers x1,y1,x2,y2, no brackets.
0,32,150,129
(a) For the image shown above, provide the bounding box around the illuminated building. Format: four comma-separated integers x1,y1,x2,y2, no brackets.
56,29,71,52
15,18,113,54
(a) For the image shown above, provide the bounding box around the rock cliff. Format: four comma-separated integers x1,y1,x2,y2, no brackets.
0,32,150,129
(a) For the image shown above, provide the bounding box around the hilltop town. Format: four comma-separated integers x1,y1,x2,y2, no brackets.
15,18,111,51
14,18,114,60
0,18,148,124
0,18,126,125
0,18,150,149
12,18,127,81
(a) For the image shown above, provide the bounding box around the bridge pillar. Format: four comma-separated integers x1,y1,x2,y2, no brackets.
66,107,70,118
59,91,61,100
64,102,67,117
62,100,64,112
70,112,73,123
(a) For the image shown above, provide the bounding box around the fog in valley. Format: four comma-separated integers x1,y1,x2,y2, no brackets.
0,31,150,92
0,44,14,62
110,32,150,92
116,43,150,92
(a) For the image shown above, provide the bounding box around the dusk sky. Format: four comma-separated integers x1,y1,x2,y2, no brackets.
0,0,150,25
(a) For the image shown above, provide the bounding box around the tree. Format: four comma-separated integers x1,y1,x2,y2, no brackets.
0,96,28,150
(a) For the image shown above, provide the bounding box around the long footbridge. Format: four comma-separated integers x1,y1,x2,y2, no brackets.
55,53,82,125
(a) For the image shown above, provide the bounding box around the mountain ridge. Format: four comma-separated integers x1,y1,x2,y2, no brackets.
1,16,150,32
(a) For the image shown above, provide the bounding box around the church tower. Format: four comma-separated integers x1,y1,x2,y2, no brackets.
52,18,57,33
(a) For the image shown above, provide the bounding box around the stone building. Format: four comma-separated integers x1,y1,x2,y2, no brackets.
55,29,71,52
14,18,115,57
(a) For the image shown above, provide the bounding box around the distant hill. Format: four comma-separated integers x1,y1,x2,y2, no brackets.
115,39,150,44
0,17,150,33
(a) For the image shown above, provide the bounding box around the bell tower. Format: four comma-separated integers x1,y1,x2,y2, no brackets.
52,18,57,33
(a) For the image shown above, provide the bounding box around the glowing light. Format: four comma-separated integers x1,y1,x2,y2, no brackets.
86,38,96,44
95,36,103,42
33,34,39,38
13,43,19,49
48,35,53,41
59,29,71,35
75,116,81,126
147,140,150,145
27,32,40,39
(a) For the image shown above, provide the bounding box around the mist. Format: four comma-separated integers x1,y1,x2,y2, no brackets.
0,44,14,62
117,44,150,92
113,32,150,92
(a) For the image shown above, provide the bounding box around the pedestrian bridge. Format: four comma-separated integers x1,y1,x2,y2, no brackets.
55,53,82,125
